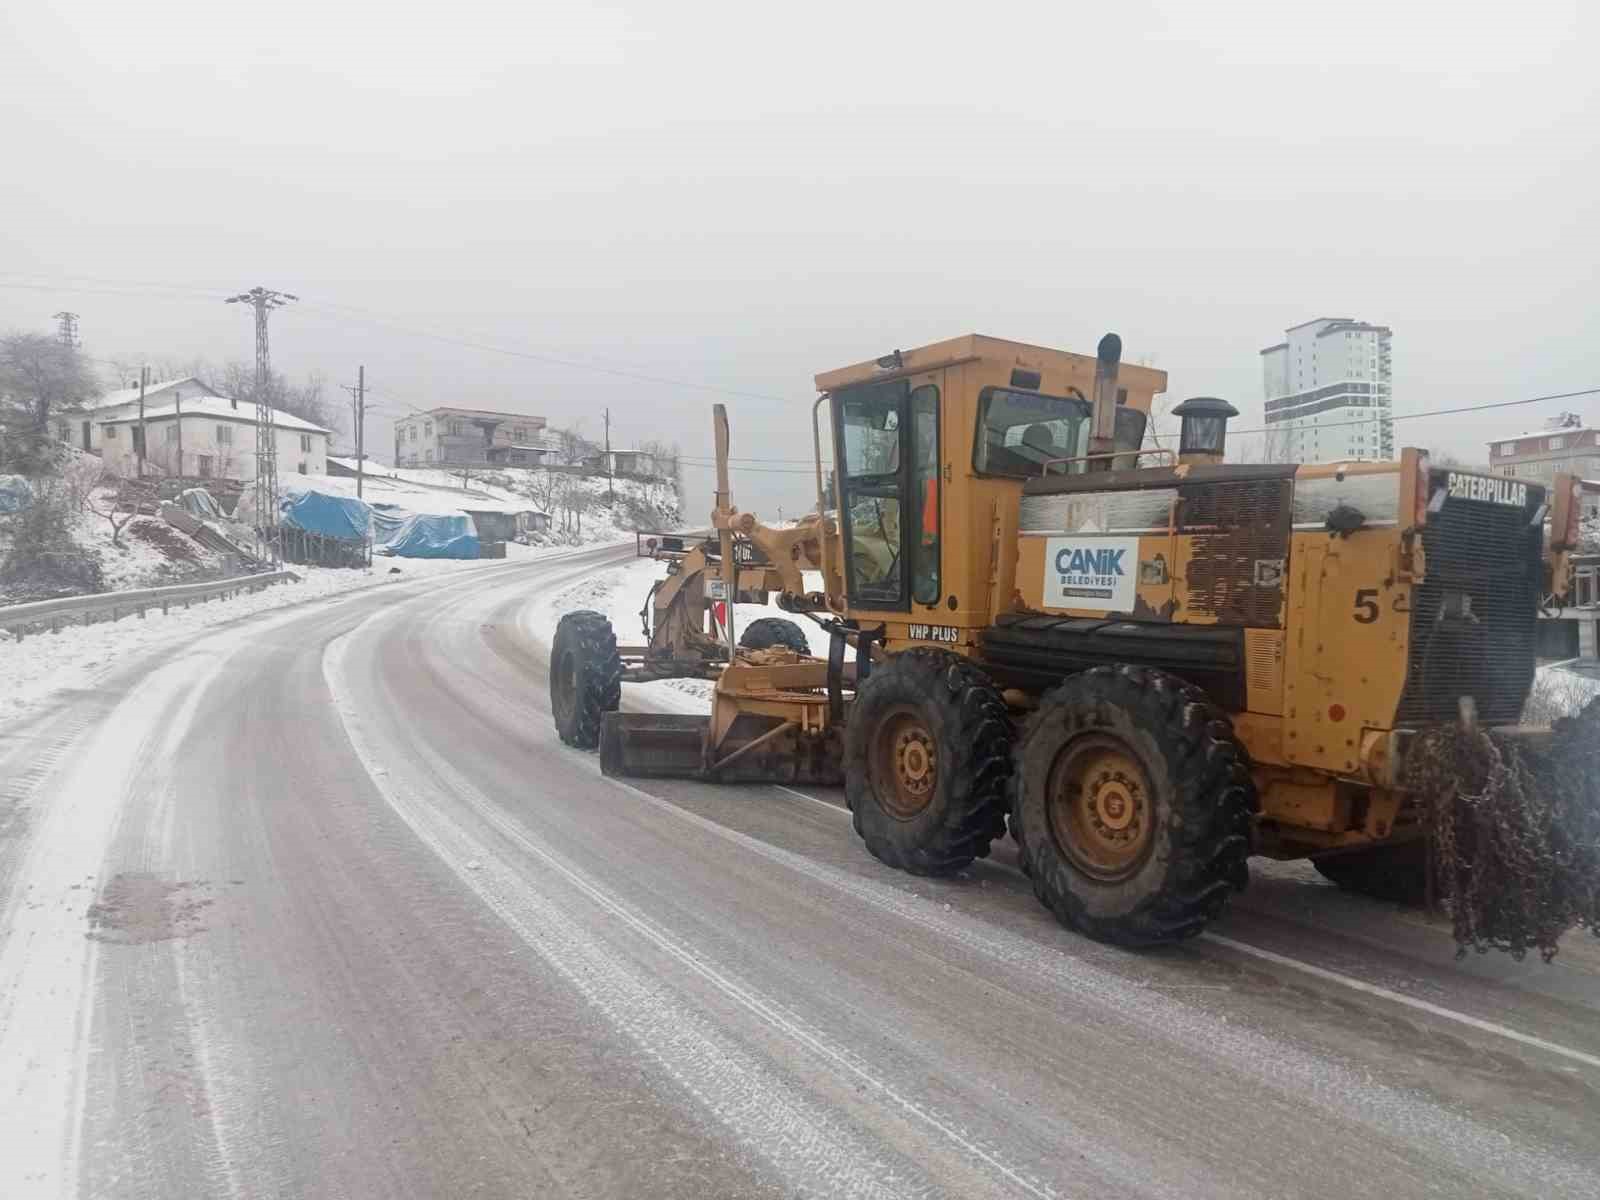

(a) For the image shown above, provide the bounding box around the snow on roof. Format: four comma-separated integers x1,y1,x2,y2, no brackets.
1494,428,1598,443
87,376,216,410
101,394,331,434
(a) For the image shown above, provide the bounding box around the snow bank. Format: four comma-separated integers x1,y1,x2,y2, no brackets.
0,543,605,723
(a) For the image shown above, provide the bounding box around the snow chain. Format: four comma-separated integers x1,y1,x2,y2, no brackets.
1405,696,1600,961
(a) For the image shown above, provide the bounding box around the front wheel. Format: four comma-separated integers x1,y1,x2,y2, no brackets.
844,650,1012,876
1013,666,1254,946
550,610,623,749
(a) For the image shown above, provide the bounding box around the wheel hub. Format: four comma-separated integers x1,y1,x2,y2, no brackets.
1046,737,1154,880
873,709,938,820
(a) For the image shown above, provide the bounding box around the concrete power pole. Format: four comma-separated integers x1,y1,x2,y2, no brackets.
226,286,297,564
137,366,148,479
342,366,366,499
604,407,613,506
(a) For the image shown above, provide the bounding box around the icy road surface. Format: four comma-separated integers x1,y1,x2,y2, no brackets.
2,542,1599,1198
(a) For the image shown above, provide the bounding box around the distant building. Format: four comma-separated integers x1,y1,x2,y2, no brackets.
581,449,667,479
55,376,221,454
392,407,549,468
1487,413,1600,487
1260,317,1392,463
98,396,330,482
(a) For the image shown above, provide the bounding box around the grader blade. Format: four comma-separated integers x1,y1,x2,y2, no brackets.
599,709,845,786
599,712,710,779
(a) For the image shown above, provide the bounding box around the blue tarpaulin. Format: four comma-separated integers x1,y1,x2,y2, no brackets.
0,475,31,514
375,512,480,559
369,502,408,545
282,490,372,541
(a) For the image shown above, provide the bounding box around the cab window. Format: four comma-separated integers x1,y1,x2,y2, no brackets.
833,380,940,609
973,387,1148,477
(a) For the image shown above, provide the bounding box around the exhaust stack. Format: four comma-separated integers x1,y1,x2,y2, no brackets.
1087,332,1122,468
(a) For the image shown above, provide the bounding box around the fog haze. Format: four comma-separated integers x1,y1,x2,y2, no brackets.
3,0,1595,518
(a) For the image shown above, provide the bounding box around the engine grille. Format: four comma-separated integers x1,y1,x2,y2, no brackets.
1396,470,1544,726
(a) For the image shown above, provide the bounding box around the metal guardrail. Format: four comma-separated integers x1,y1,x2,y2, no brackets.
0,570,300,641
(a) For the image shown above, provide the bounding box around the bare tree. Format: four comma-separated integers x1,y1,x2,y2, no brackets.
0,332,101,474
60,451,104,512
522,466,559,514
191,359,341,433
556,426,594,466
84,476,138,548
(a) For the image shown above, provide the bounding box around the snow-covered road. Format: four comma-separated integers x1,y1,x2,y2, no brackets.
2,546,1599,1198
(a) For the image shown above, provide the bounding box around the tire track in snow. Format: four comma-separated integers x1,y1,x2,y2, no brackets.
326,631,1069,1200
586,763,1600,1200
0,653,224,1200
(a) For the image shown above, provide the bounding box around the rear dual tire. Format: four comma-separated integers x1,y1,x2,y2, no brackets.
1013,666,1255,946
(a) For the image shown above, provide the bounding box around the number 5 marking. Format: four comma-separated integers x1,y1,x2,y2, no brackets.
1353,588,1380,624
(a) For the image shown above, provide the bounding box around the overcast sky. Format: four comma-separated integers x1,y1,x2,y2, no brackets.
2,1,1595,516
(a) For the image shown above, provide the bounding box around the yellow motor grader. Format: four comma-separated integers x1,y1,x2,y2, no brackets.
550,333,1599,953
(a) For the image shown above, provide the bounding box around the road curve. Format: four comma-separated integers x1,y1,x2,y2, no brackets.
2,542,1598,1199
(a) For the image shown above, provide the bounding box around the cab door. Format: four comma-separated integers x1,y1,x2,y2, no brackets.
833,375,942,614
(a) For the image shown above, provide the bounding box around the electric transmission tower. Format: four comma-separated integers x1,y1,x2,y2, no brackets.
225,286,298,563
52,311,80,348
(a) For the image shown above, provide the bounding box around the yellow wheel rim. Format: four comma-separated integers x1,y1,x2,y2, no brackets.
1046,735,1154,880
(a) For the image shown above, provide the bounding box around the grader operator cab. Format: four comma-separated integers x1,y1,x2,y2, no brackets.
551,332,1600,955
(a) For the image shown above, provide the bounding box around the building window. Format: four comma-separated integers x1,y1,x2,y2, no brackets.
425,449,433,463
410,426,417,442
1549,437,1564,451
217,424,233,444
300,434,312,451
105,424,118,439
448,420,463,435
56,421,69,442
297,463,307,475
166,425,179,443
1501,443,1515,456
198,455,214,478
424,422,433,437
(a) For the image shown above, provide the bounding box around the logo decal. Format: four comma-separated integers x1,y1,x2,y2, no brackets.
1446,472,1527,508
1042,536,1139,612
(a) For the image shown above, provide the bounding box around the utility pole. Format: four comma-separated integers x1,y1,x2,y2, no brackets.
175,390,184,478
342,365,366,498
52,311,80,348
604,407,613,506
137,366,147,479
226,286,297,564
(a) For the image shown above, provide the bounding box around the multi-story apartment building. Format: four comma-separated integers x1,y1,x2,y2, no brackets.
1487,413,1600,486
1260,317,1393,463
392,407,549,468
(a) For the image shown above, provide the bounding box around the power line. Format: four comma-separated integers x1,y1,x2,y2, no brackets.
1228,386,1600,438
0,274,795,405
5,273,1596,448
288,297,791,404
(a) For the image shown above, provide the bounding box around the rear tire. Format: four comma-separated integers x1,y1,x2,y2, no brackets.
550,610,623,749
1313,841,1427,905
738,616,810,656
1013,665,1254,946
845,649,1012,876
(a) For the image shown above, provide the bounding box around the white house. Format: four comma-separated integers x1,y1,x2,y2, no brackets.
98,396,330,481
58,376,222,454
